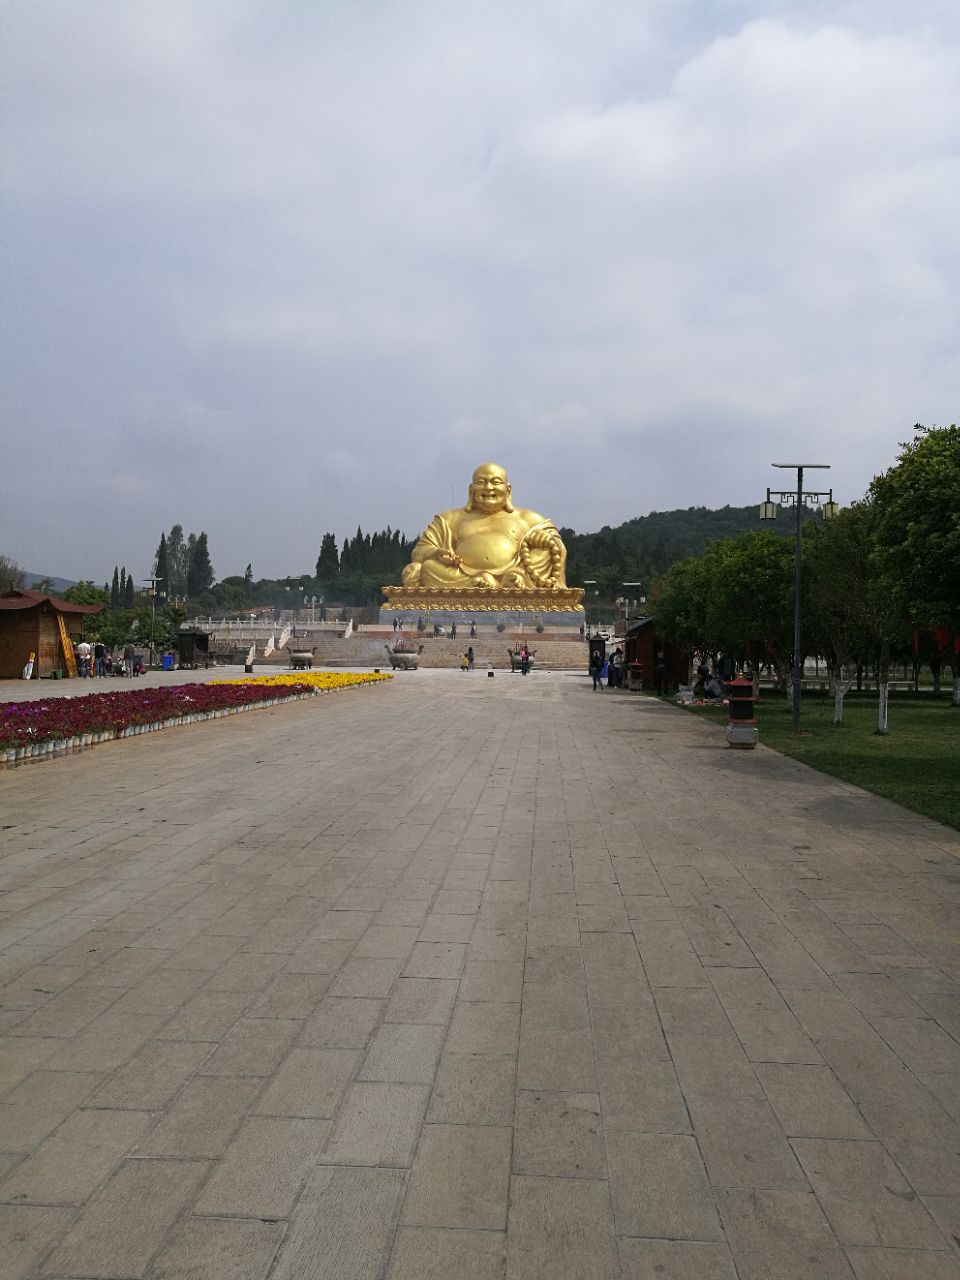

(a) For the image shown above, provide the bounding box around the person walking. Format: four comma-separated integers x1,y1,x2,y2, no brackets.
654,654,666,696
590,650,605,690
76,639,92,677
450,621,457,640
520,644,530,675
93,640,106,678
467,646,475,670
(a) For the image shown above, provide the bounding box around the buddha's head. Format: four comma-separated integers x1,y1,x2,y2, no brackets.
466,463,514,513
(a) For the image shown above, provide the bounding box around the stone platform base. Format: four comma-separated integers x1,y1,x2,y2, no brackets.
381,585,583,614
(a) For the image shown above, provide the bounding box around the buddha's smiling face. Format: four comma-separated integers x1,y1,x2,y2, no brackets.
470,465,511,513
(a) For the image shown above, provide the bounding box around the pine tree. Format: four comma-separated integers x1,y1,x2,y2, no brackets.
316,532,340,581
154,533,169,600
187,531,214,596
124,573,135,608
166,524,187,599
119,567,127,602
111,566,121,610
244,563,253,587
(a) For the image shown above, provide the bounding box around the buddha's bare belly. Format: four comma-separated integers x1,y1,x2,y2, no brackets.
455,531,519,573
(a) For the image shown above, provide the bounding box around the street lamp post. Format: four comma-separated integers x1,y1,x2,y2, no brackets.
143,576,164,669
760,464,839,734
582,581,596,636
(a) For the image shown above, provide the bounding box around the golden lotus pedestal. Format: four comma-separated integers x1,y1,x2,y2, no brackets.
382,585,584,614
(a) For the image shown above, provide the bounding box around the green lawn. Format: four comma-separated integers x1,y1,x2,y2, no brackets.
671,691,960,831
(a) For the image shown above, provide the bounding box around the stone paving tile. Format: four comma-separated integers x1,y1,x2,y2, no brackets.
195,1115,330,1217
4,673,960,1279
791,1137,945,1248
145,1215,285,1280
606,1130,723,1239
618,1237,740,1279
716,1187,856,1279
844,1246,960,1278
387,1225,506,1280
689,1093,807,1189
321,1081,430,1167
513,1090,605,1177
271,1164,407,1280
41,1157,209,1277
755,1062,873,1138
0,1203,74,1280
506,1174,620,1279
135,1077,262,1158
299,995,385,1047
255,1046,357,1116
403,1123,512,1229
0,1106,151,1205
359,1023,445,1084
0,1070,105,1152
426,1053,516,1125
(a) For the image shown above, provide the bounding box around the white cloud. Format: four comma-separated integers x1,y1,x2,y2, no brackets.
2,2,958,578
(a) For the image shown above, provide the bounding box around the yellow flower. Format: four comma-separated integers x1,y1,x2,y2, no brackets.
212,672,393,690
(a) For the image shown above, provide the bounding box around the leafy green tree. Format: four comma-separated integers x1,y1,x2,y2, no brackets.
869,424,960,705
805,506,882,723
62,581,110,607
652,555,710,663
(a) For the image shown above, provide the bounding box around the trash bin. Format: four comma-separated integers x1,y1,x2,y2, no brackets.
161,654,174,672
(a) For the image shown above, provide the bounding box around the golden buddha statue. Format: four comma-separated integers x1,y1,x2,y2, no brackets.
384,463,582,612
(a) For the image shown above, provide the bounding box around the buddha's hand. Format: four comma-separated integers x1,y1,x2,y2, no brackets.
524,528,561,551
436,549,463,568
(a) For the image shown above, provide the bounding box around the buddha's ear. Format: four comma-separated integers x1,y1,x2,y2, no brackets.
504,485,514,513
464,487,474,511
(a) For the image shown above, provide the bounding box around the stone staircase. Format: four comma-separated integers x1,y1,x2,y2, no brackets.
253,628,591,671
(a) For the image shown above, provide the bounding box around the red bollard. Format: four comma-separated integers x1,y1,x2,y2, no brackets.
726,676,758,749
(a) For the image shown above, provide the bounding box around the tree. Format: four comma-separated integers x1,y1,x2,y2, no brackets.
652,555,710,664
124,572,135,608
154,533,169,601
187,531,214,596
316,533,340,582
0,554,25,594
869,424,960,705
805,506,882,723
119,567,127,601
110,565,121,609
62,581,110,606
166,524,188,599
244,563,253,589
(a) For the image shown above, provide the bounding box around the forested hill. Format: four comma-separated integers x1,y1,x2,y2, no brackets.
559,504,788,591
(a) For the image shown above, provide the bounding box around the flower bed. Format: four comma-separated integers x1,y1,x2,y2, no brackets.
1,681,316,764
2,672,394,766
214,672,393,691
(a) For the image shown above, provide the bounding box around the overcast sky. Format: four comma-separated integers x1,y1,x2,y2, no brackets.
3,0,958,584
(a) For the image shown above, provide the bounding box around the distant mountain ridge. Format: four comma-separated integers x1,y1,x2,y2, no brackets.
24,573,78,594
560,503,792,588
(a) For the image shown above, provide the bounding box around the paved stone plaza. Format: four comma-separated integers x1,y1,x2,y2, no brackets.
2,670,960,1278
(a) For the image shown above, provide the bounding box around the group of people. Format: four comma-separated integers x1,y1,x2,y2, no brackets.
394,615,478,639
74,640,143,678
589,646,624,690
